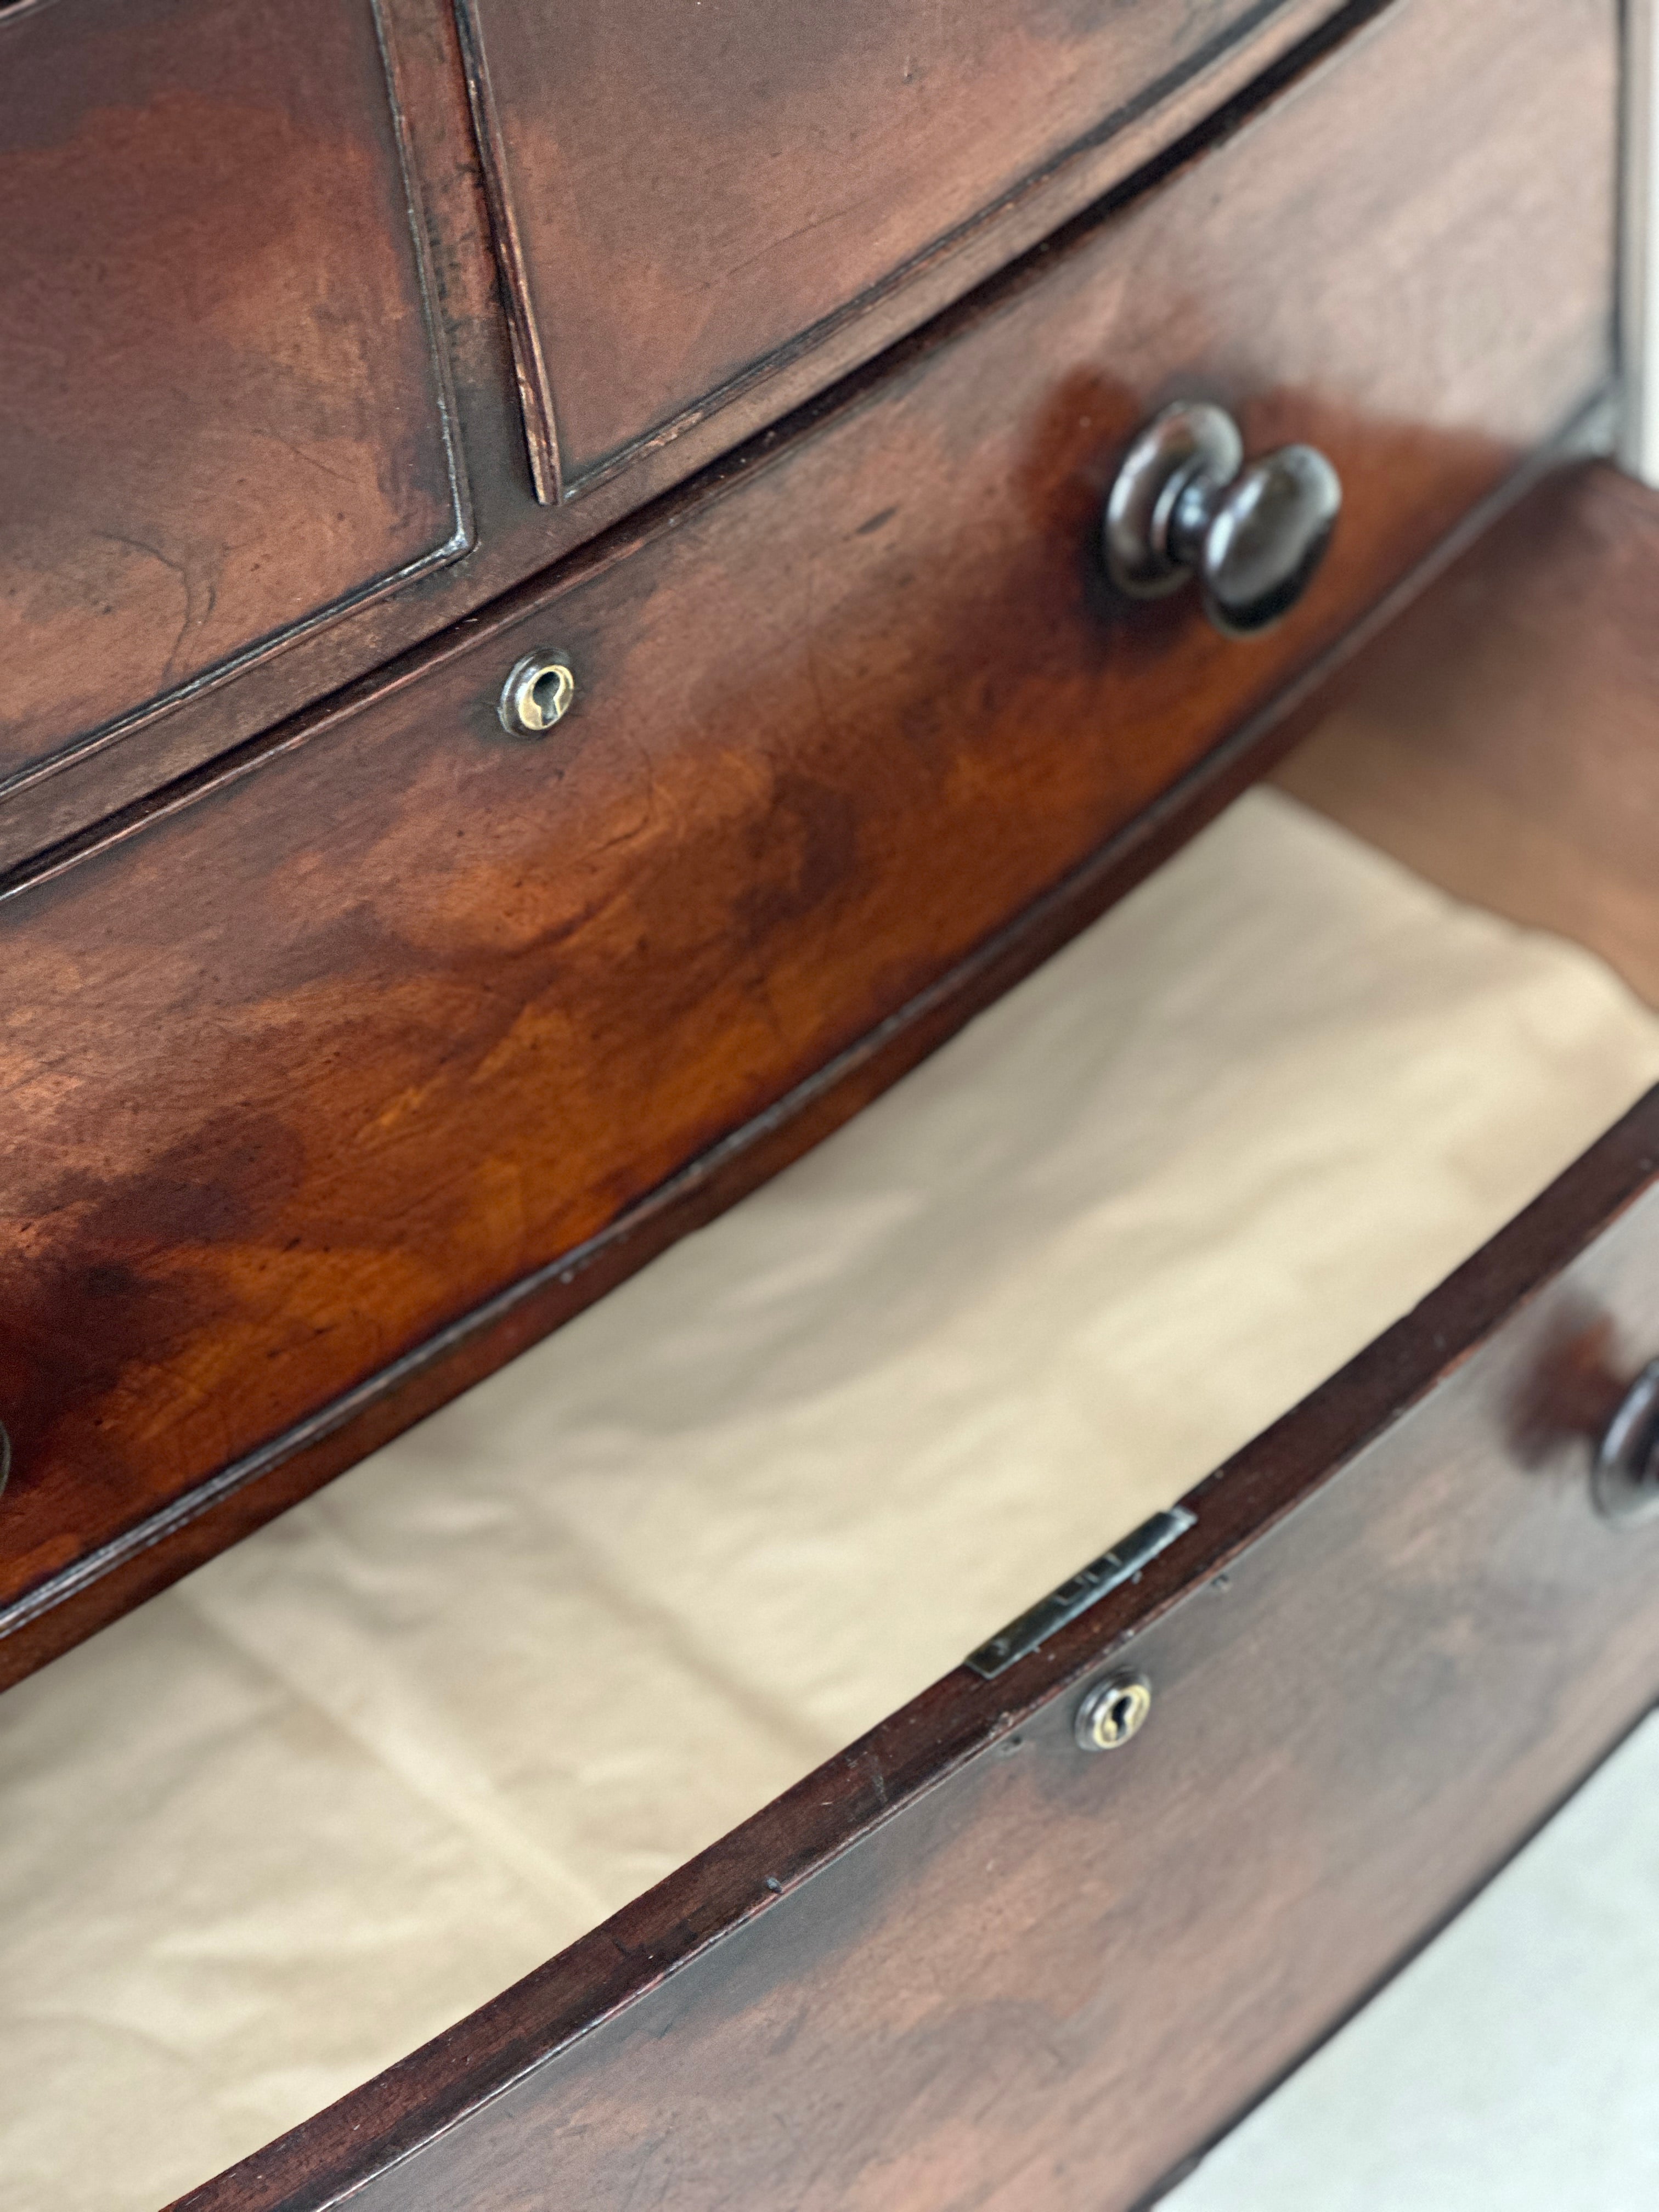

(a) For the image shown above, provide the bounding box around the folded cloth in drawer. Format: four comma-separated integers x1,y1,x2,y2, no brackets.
7,788,1659,2211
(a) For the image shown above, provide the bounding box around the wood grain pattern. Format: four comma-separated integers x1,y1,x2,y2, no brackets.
0,0,467,792
458,0,1312,493
168,1088,1659,2211
0,0,1616,1686
0,0,1347,863
0,0,1600,871
1278,463,1659,1007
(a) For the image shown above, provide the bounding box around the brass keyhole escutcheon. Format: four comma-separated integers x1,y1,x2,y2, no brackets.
499,650,577,737
1075,1671,1153,1752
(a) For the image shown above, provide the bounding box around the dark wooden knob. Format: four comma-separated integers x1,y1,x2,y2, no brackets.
1592,1358,1659,1523
1103,400,1341,637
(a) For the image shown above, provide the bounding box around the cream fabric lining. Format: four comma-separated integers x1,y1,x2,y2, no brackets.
7,789,1659,2211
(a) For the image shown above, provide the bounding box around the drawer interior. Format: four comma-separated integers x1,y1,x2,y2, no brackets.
0,0,1648,2197
0,0,1620,1677
1277,464,1659,1013
8,709,1659,2209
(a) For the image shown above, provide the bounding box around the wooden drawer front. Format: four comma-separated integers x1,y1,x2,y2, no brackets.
0,0,467,794
458,0,1325,496
176,1094,1659,2212
0,0,1613,1678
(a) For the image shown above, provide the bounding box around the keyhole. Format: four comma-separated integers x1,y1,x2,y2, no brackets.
1075,1672,1153,1752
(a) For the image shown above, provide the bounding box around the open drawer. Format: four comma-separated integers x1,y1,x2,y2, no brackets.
3,459,1658,2208
0,0,1618,1685
165,1084,1659,2212
3,0,1656,2198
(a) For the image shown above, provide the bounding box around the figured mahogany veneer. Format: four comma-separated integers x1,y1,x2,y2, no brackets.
0,0,1616,1685
0,0,1354,865
457,0,1323,495
169,1088,1659,2212
0,0,467,793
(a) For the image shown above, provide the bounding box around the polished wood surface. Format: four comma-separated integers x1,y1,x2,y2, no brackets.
0,0,1350,867
460,0,1307,492
171,1088,1659,2211
0,0,466,794
0,0,1596,872
0,0,1615,1686
1279,464,1659,1008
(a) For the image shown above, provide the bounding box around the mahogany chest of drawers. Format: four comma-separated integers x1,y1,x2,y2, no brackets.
7,0,1659,2204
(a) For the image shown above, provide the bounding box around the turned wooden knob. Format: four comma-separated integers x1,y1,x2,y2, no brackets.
1592,1358,1659,1523
1103,399,1341,637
